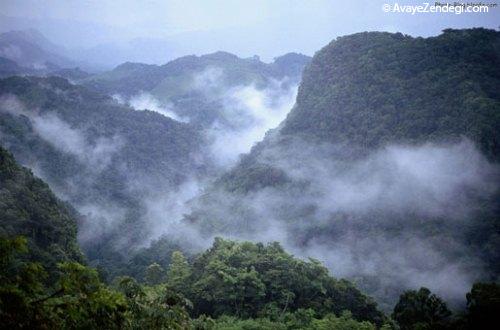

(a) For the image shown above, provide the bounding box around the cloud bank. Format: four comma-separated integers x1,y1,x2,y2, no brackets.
127,92,189,122
185,137,498,309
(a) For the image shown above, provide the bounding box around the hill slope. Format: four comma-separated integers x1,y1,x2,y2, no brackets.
0,29,75,70
281,28,499,158
83,52,311,127
0,146,83,271
187,28,500,310
0,76,209,277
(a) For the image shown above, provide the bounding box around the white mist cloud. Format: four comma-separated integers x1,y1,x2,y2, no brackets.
128,92,189,122
208,79,298,167
265,139,497,219
188,138,498,308
0,94,29,116
142,179,205,244
192,66,224,91
77,203,127,244
0,95,123,172
32,113,122,171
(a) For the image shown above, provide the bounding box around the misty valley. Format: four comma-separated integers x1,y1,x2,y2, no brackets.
0,22,499,330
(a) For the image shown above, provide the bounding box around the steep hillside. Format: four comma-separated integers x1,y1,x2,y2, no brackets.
220,28,500,190
0,146,389,328
83,51,310,127
281,28,500,158
0,146,83,272
0,76,209,277
187,28,500,310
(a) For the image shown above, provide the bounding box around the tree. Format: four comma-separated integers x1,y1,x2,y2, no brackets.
115,276,192,329
0,236,127,329
166,251,191,293
145,262,164,285
464,282,500,329
48,262,128,329
392,287,451,330
186,238,384,324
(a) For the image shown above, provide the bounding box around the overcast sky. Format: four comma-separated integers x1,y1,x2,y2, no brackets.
1,0,498,64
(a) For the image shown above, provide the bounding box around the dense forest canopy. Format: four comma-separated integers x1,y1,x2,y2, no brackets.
187,28,500,311
0,75,210,278
0,24,499,329
0,147,82,273
282,28,500,159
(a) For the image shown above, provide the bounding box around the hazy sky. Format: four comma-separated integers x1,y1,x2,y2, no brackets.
1,0,499,63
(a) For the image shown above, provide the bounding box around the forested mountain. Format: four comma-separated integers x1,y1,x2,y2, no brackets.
186,28,500,310
85,51,310,96
0,46,309,279
0,146,83,273
0,149,387,328
219,28,500,189
1,25,499,328
1,144,497,329
281,28,500,159
83,51,310,127
0,75,210,277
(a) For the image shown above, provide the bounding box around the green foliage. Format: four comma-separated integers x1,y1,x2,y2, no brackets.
115,276,192,329
2,236,499,329
145,263,165,286
44,262,128,329
191,310,377,330
180,238,384,325
464,282,500,329
0,76,205,279
166,251,192,293
0,146,83,276
0,236,128,329
282,28,500,160
392,287,451,330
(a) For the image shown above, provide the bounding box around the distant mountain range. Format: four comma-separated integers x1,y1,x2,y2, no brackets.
0,29,75,71
0,37,311,278
0,27,498,313
82,51,310,127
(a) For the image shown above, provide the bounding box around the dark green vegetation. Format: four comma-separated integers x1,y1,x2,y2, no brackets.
229,28,500,188
390,283,500,330
171,238,384,323
0,150,389,328
0,75,208,278
281,28,500,159
0,147,82,275
1,28,500,328
392,288,451,330
83,51,310,127
188,28,500,310
1,235,388,329
0,237,128,329
1,231,498,329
